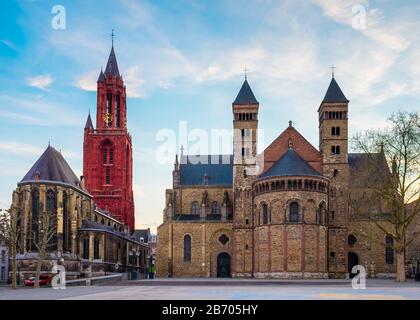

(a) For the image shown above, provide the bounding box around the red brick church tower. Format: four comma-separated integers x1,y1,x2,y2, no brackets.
83,42,135,231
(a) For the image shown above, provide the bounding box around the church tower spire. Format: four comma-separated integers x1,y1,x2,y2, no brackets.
83,38,135,231
232,77,259,277
318,72,350,277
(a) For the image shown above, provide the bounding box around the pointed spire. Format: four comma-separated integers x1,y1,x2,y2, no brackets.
85,112,93,130
104,46,120,77
97,68,106,82
322,77,349,103
174,153,179,171
233,79,259,105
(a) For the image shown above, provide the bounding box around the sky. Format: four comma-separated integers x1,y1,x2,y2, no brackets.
0,0,420,233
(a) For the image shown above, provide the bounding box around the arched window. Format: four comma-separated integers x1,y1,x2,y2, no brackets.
336,127,340,135
106,91,112,127
94,238,100,260
63,192,70,252
262,204,269,224
183,235,191,262
385,235,394,264
102,142,113,185
289,202,299,222
46,189,57,250
211,202,220,215
331,127,336,135
31,189,40,251
82,238,89,259
191,201,199,215
115,93,121,127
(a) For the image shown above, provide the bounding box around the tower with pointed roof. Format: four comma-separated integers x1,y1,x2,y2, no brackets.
83,41,135,231
232,78,259,277
318,75,350,276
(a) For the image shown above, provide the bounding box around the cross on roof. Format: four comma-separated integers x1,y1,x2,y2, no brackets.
244,67,248,80
111,29,115,47
331,64,336,78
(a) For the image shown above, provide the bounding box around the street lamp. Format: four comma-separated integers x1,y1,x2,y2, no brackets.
128,249,140,280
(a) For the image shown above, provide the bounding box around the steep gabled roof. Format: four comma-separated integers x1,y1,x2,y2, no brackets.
260,125,322,174
259,148,323,179
233,79,259,105
104,46,120,77
20,145,80,187
179,154,233,186
348,153,391,187
323,77,349,103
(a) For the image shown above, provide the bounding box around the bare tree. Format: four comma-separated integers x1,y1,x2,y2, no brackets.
33,210,57,288
352,111,420,282
0,206,22,289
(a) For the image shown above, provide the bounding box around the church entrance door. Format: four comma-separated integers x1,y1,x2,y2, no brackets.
348,252,359,278
217,252,231,278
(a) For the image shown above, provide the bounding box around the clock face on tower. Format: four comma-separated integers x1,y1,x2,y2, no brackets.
104,113,113,124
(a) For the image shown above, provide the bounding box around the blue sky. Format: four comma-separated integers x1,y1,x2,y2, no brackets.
1,0,420,232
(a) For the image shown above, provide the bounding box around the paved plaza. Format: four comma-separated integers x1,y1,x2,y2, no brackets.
0,278,420,300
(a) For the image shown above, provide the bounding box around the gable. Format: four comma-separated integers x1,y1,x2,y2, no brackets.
259,126,322,174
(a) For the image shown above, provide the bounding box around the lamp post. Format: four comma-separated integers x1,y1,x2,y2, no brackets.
128,249,140,280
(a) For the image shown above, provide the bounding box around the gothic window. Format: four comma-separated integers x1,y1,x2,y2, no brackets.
106,91,112,127
183,235,191,262
62,192,70,252
109,149,113,164
94,238,100,260
115,93,121,127
191,201,199,215
82,238,89,259
46,189,57,250
31,189,40,251
385,234,394,264
211,202,220,215
289,202,299,222
262,204,269,224
102,142,113,185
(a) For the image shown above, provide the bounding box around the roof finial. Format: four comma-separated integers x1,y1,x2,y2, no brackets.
289,120,293,127
48,141,50,147
111,29,115,47
180,145,185,156
331,64,336,78
244,66,248,80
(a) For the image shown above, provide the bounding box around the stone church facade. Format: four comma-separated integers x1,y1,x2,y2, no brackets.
8,44,147,281
157,76,401,279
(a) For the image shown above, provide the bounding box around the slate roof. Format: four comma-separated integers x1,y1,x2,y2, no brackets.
259,148,322,179
97,70,106,82
20,145,80,188
323,78,349,103
233,79,259,105
348,153,390,187
104,46,120,77
80,220,138,242
84,113,93,129
134,229,149,243
179,155,233,186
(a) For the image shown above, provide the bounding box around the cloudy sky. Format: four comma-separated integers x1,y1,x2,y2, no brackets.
1,0,419,232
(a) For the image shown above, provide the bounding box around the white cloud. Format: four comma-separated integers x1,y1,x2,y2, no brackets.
26,74,54,91
0,141,43,156
76,72,98,92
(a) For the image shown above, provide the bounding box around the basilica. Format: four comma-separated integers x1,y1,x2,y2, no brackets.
156,75,401,279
